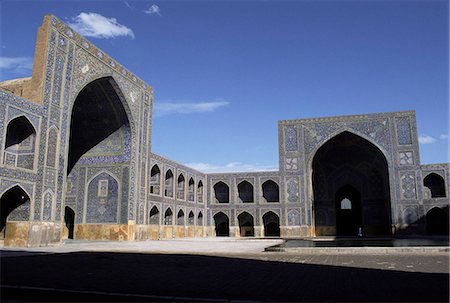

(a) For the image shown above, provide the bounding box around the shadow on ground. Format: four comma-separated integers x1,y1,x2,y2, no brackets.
1,251,448,302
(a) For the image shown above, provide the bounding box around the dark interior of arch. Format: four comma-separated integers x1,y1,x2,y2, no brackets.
214,182,229,203
164,208,173,225
423,173,446,198
5,116,35,148
0,186,30,235
426,207,449,235
197,212,203,225
64,206,75,239
263,212,280,236
177,210,184,225
67,77,129,174
149,206,160,224
214,212,229,236
238,181,254,203
262,180,279,202
188,211,194,225
238,212,254,237
312,131,391,237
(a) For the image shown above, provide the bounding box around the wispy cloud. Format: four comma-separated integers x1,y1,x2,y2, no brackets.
68,12,135,39
124,1,133,9
418,135,437,144
154,100,229,117
439,134,449,140
184,162,278,173
0,56,33,74
144,4,162,16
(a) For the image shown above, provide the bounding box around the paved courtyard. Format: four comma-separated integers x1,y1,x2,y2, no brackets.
1,238,449,302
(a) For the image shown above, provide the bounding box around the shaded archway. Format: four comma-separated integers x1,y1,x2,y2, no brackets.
312,131,391,236
164,208,173,225
335,185,362,236
4,116,36,170
263,211,280,237
197,181,203,203
165,170,173,197
426,207,449,235
214,181,229,203
177,209,185,225
262,180,279,202
213,212,229,236
150,165,161,195
238,181,254,203
0,186,30,237
238,212,254,237
64,206,75,239
149,205,160,225
197,212,203,226
423,173,446,198
177,174,185,200
188,178,195,201
188,211,195,225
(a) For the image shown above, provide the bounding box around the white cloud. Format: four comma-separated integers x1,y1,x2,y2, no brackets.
124,1,132,9
153,100,229,117
68,12,135,39
418,135,437,144
0,56,33,73
439,134,449,140
144,4,161,16
184,162,278,173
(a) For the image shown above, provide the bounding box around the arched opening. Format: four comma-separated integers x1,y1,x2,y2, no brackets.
312,131,391,236
426,207,449,235
214,181,229,203
0,186,30,238
238,212,254,237
149,206,160,225
197,181,203,203
64,206,75,239
165,170,173,197
423,173,446,198
262,180,279,202
188,211,195,225
238,181,254,203
67,77,131,175
177,209,185,225
164,208,173,225
150,165,161,195
177,174,185,200
263,211,280,237
4,116,36,170
197,212,203,226
188,178,195,201
335,185,362,236
214,212,229,236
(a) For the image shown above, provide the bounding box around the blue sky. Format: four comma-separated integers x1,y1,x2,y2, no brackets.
1,0,448,171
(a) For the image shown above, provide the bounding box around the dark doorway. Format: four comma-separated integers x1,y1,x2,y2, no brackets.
262,180,279,202
238,181,254,203
214,212,229,236
214,182,229,203
335,185,362,236
0,186,30,238
423,173,446,198
64,206,75,239
263,211,280,237
238,212,254,237
426,207,449,235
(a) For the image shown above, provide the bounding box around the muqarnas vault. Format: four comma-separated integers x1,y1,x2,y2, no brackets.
0,15,448,247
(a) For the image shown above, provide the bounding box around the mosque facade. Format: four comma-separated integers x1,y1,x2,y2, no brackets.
0,15,448,247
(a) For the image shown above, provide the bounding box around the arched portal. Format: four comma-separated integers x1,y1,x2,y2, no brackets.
177,174,185,200
426,207,449,235
4,116,36,170
150,165,161,195
423,173,446,198
64,206,75,239
238,181,254,203
263,211,280,237
214,181,229,203
197,181,203,203
66,77,132,226
188,211,195,225
0,186,30,237
164,208,173,225
188,178,195,201
238,212,254,237
312,131,391,236
149,206,160,224
165,170,174,197
213,212,229,236
177,209,185,225
262,180,279,202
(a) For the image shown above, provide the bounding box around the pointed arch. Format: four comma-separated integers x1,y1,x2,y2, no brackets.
64,206,75,239
165,169,174,197
262,211,280,237
86,171,119,223
213,211,229,236
197,180,204,203
197,211,203,226
177,173,185,200
238,180,254,203
149,205,160,225
188,178,195,201
4,115,37,170
262,180,279,202
164,207,173,225
1,185,31,235
150,164,161,195
214,181,229,203
423,173,446,198
426,207,449,235
238,211,254,237
188,210,195,225
177,209,185,225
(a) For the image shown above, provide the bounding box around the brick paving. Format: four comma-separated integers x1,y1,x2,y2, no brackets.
1,239,449,302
